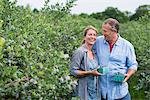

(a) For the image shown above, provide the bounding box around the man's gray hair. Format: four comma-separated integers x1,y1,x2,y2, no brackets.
103,18,119,33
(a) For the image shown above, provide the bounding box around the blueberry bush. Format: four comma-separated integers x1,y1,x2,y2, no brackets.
0,0,149,99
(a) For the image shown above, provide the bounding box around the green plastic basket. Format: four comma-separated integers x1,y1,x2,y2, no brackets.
97,67,109,74
113,73,125,82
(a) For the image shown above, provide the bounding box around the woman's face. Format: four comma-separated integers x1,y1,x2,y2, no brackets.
84,29,97,45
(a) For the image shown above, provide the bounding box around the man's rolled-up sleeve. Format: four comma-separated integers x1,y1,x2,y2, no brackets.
127,45,138,71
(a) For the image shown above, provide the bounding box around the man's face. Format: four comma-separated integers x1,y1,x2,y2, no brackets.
102,23,114,41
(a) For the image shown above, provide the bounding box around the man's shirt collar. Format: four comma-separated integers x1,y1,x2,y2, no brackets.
103,34,121,46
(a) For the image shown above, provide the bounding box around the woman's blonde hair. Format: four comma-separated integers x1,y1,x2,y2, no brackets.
82,25,98,44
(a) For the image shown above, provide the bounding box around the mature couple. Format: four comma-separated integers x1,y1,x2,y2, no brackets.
70,18,138,100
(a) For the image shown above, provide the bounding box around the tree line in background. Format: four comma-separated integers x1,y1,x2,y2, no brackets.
78,5,150,23
33,4,150,23
0,0,149,99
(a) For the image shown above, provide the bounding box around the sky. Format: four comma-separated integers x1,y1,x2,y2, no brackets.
16,0,150,14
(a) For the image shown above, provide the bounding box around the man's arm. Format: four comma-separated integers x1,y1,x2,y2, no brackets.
123,69,136,82
124,43,138,82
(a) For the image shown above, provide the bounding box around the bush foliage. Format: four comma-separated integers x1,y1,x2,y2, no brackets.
0,0,149,99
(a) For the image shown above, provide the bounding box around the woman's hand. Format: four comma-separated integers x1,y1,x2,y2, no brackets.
90,70,101,76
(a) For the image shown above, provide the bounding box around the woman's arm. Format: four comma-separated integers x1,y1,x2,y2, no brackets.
76,70,100,76
70,48,100,77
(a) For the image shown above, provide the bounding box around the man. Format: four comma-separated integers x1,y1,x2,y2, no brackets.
94,18,138,100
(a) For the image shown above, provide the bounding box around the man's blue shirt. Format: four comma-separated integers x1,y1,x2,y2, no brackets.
94,35,138,99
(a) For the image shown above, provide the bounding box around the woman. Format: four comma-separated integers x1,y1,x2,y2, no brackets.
70,26,101,100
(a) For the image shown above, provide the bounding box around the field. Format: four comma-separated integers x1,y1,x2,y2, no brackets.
0,0,149,99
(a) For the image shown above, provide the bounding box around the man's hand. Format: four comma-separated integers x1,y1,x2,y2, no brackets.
123,69,136,82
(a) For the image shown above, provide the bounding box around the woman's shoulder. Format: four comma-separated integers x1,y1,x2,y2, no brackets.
74,44,87,55
71,46,87,65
